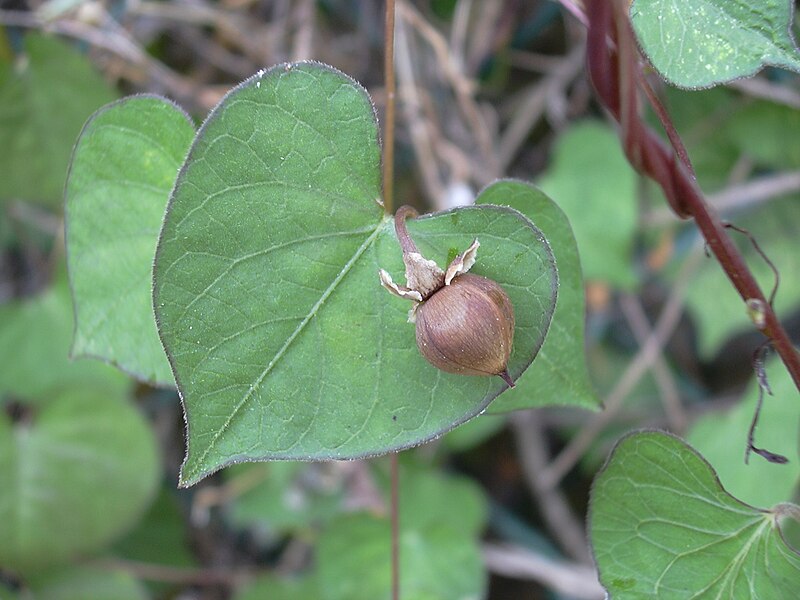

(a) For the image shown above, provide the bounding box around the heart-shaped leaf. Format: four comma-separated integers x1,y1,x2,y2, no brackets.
153,62,557,486
0,389,159,573
478,180,598,412
630,0,800,89
0,33,117,205
590,431,800,598
66,95,195,385
0,274,128,404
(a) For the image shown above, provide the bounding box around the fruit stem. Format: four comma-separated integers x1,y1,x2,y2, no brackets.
499,370,515,388
394,205,420,254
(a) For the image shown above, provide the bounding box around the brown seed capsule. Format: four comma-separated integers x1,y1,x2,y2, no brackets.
378,205,516,387
415,273,515,386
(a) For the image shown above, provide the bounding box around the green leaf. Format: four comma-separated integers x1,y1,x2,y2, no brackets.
440,413,506,452
688,357,800,508
153,62,557,486
0,33,117,205
397,460,487,536
318,513,485,600
317,466,487,600
114,487,196,569
630,0,800,88
590,431,800,598
233,575,319,600
0,275,128,404
727,101,800,170
66,95,195,385
478,180,598,412
0,389,160,573
27,565,148,600
227,462,345,534
235,465,487,600
536,121,638,289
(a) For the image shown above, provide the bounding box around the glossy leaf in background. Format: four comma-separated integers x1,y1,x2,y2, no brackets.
66,96,196,386
0,275,128,403
630,0,800,89
590,431,800,598
154,63,558,486
688,357,800,508
0,388,159,573
537,121,638,289
478,180,598,413
0,33,117,205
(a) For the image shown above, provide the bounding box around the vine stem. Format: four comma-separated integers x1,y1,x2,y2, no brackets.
585,0,800,392
383,0,397,215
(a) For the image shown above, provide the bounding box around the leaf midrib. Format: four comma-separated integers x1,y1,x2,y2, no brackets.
188,215,391,478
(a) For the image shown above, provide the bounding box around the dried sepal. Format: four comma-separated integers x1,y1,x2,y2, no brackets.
379,269,423,302
404,252,444,299
444,238,479,285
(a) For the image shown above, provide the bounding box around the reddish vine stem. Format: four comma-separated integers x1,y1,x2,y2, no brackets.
585,0,800,392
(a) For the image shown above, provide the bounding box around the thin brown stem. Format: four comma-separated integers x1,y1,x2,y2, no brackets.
383,0,397,214
90,558,250,586
390,452,400,600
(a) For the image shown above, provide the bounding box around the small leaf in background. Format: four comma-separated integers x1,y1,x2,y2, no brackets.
113,488,196,570
537,121,638,289
233,574,319,600
0,33,117,205
590,431,800,598
630,0,800,89
0,389,159,573
727,101,800,170
227,462,345,534
154,63,558,485
440,413,506,452
0,274,128,403
233,465,487,600
688,356,800,508
26,565,148,600
478,180,598,412
316,466,487,600
653,87,742,191
66,96,195,386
